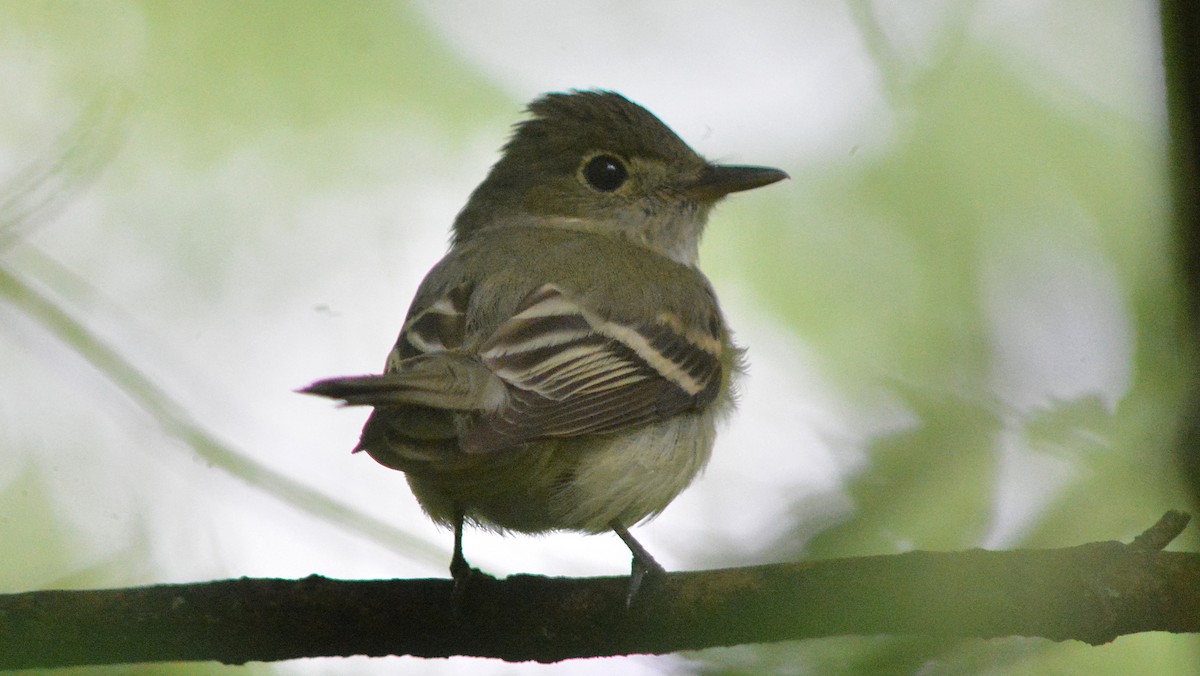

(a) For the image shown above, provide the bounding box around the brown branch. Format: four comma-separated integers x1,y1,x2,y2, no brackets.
1,513,1196,669
1129,510,1191,550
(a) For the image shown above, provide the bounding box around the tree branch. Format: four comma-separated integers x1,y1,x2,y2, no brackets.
1,512,1196,669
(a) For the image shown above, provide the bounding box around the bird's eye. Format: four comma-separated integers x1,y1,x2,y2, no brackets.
582,154,628,192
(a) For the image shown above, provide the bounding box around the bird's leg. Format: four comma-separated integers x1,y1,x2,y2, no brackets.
451,509,470,580
611,521,666,605
450,509,473,610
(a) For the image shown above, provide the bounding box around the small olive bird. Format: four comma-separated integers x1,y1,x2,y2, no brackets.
302,90,787,598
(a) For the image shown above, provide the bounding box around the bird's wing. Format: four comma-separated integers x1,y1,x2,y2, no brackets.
463,283,724,453
389,282,473,366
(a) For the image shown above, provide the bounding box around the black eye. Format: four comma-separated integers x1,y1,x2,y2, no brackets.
582,154,628,192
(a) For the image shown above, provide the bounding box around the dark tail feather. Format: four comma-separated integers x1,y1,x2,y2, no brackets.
300,355,501,410
298,375,402,406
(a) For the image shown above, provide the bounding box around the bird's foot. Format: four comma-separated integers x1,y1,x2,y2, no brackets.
612,521,668,607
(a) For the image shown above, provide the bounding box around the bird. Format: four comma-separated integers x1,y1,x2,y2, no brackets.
301,89,787,600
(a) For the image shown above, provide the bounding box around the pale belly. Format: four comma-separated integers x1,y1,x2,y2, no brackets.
403,410,717,534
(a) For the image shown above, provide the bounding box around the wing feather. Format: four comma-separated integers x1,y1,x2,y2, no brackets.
463,284,724,453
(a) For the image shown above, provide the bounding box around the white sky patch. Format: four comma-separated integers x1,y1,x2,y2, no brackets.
981,219,1133,415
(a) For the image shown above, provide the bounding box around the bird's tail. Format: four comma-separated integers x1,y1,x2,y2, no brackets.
299,354,503,411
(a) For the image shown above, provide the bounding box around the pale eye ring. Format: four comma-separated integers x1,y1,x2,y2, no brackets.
582,154,628,192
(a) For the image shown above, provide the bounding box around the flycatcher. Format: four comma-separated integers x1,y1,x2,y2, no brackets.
303,90,787,597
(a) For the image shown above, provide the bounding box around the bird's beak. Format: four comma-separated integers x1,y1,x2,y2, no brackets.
684,164,789,201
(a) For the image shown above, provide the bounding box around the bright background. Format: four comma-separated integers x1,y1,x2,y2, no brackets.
2,1,1196,674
